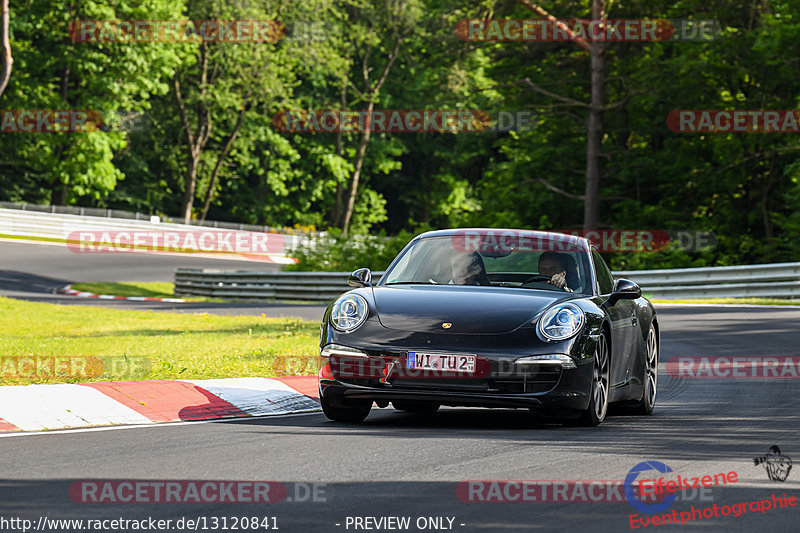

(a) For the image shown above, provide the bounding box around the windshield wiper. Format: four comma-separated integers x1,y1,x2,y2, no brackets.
385,281,439,285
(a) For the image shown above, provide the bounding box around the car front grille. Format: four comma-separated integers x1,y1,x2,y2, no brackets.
488,362,562,394
330,354,562,394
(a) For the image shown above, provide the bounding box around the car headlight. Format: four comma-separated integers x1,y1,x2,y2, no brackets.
330,293,369,332
537,303,584,341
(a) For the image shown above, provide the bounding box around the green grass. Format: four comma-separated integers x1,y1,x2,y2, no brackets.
69,281,315,304
71,281,178,298
651,297,800,306
0,297,323,385
0,234,65,244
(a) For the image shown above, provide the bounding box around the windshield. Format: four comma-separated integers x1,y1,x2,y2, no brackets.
382,233,593,295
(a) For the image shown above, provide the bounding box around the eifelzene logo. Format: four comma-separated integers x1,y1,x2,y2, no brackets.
754,446,793,482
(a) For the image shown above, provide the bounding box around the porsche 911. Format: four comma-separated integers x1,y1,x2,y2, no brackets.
317,229,659,427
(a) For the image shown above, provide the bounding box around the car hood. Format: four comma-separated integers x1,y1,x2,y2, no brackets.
372,284,568,334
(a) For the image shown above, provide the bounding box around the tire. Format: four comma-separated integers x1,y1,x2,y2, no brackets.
392,400,440,415
578,333,610,427
320,395,371,423
632,324,658,415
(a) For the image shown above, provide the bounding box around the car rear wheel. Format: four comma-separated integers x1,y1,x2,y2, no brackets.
392,400,440,415
632,325,658,415
320,396,371,423
578,334,609,427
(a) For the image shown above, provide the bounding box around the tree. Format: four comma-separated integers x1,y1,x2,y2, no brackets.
513,0,609,229
0,0,187,205
332,0,423,234
0,0,11,100
173,0,348,224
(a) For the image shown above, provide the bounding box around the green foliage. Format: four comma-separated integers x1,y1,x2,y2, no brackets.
286,227,427,272
3,0,800,268
1,0,188,203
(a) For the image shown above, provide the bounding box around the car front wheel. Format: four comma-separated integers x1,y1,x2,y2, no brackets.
578,334,609,427
632,324,658,415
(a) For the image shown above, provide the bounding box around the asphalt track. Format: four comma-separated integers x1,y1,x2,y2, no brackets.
1,241,800,532
0,240,327,321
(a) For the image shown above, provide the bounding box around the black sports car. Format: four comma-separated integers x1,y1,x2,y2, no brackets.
317,229,659,426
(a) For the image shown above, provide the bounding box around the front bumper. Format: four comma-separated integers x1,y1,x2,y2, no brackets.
318,349,595,413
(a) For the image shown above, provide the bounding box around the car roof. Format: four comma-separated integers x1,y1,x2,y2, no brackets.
415,228,592,251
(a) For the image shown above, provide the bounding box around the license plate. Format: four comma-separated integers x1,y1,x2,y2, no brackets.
407,352,476,373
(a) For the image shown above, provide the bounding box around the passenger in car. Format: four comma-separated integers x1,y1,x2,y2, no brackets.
451,252,491,286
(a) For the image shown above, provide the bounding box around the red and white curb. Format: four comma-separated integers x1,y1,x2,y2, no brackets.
58,284,187,303
0,376,319,433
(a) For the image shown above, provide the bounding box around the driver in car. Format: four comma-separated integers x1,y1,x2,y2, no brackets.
538,252,573,292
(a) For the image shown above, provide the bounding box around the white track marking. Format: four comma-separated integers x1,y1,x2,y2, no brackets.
0,384,154,431
183,377,321,415
0,411,321,438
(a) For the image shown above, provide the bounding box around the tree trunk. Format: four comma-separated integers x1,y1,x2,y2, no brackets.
762,159,774,242
49,63,72,205
200,92,251,222
50,182,67,206
330,75,348,226
583,0,606,231
181,153,200,223
0,0,11,100
339,100,374,234
516,0,604,230
336,36,402,234
174,64,211,224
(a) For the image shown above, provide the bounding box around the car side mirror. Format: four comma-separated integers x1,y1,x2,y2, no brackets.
348,268,372,288
607,278,641,307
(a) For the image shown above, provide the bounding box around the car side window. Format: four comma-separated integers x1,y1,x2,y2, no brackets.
592,250,614,294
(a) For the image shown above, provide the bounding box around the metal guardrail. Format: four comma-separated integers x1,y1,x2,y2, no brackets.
174,263,800,301
0,207,306,262
174,270,385,301
617,263,800,299
0,201,321,237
